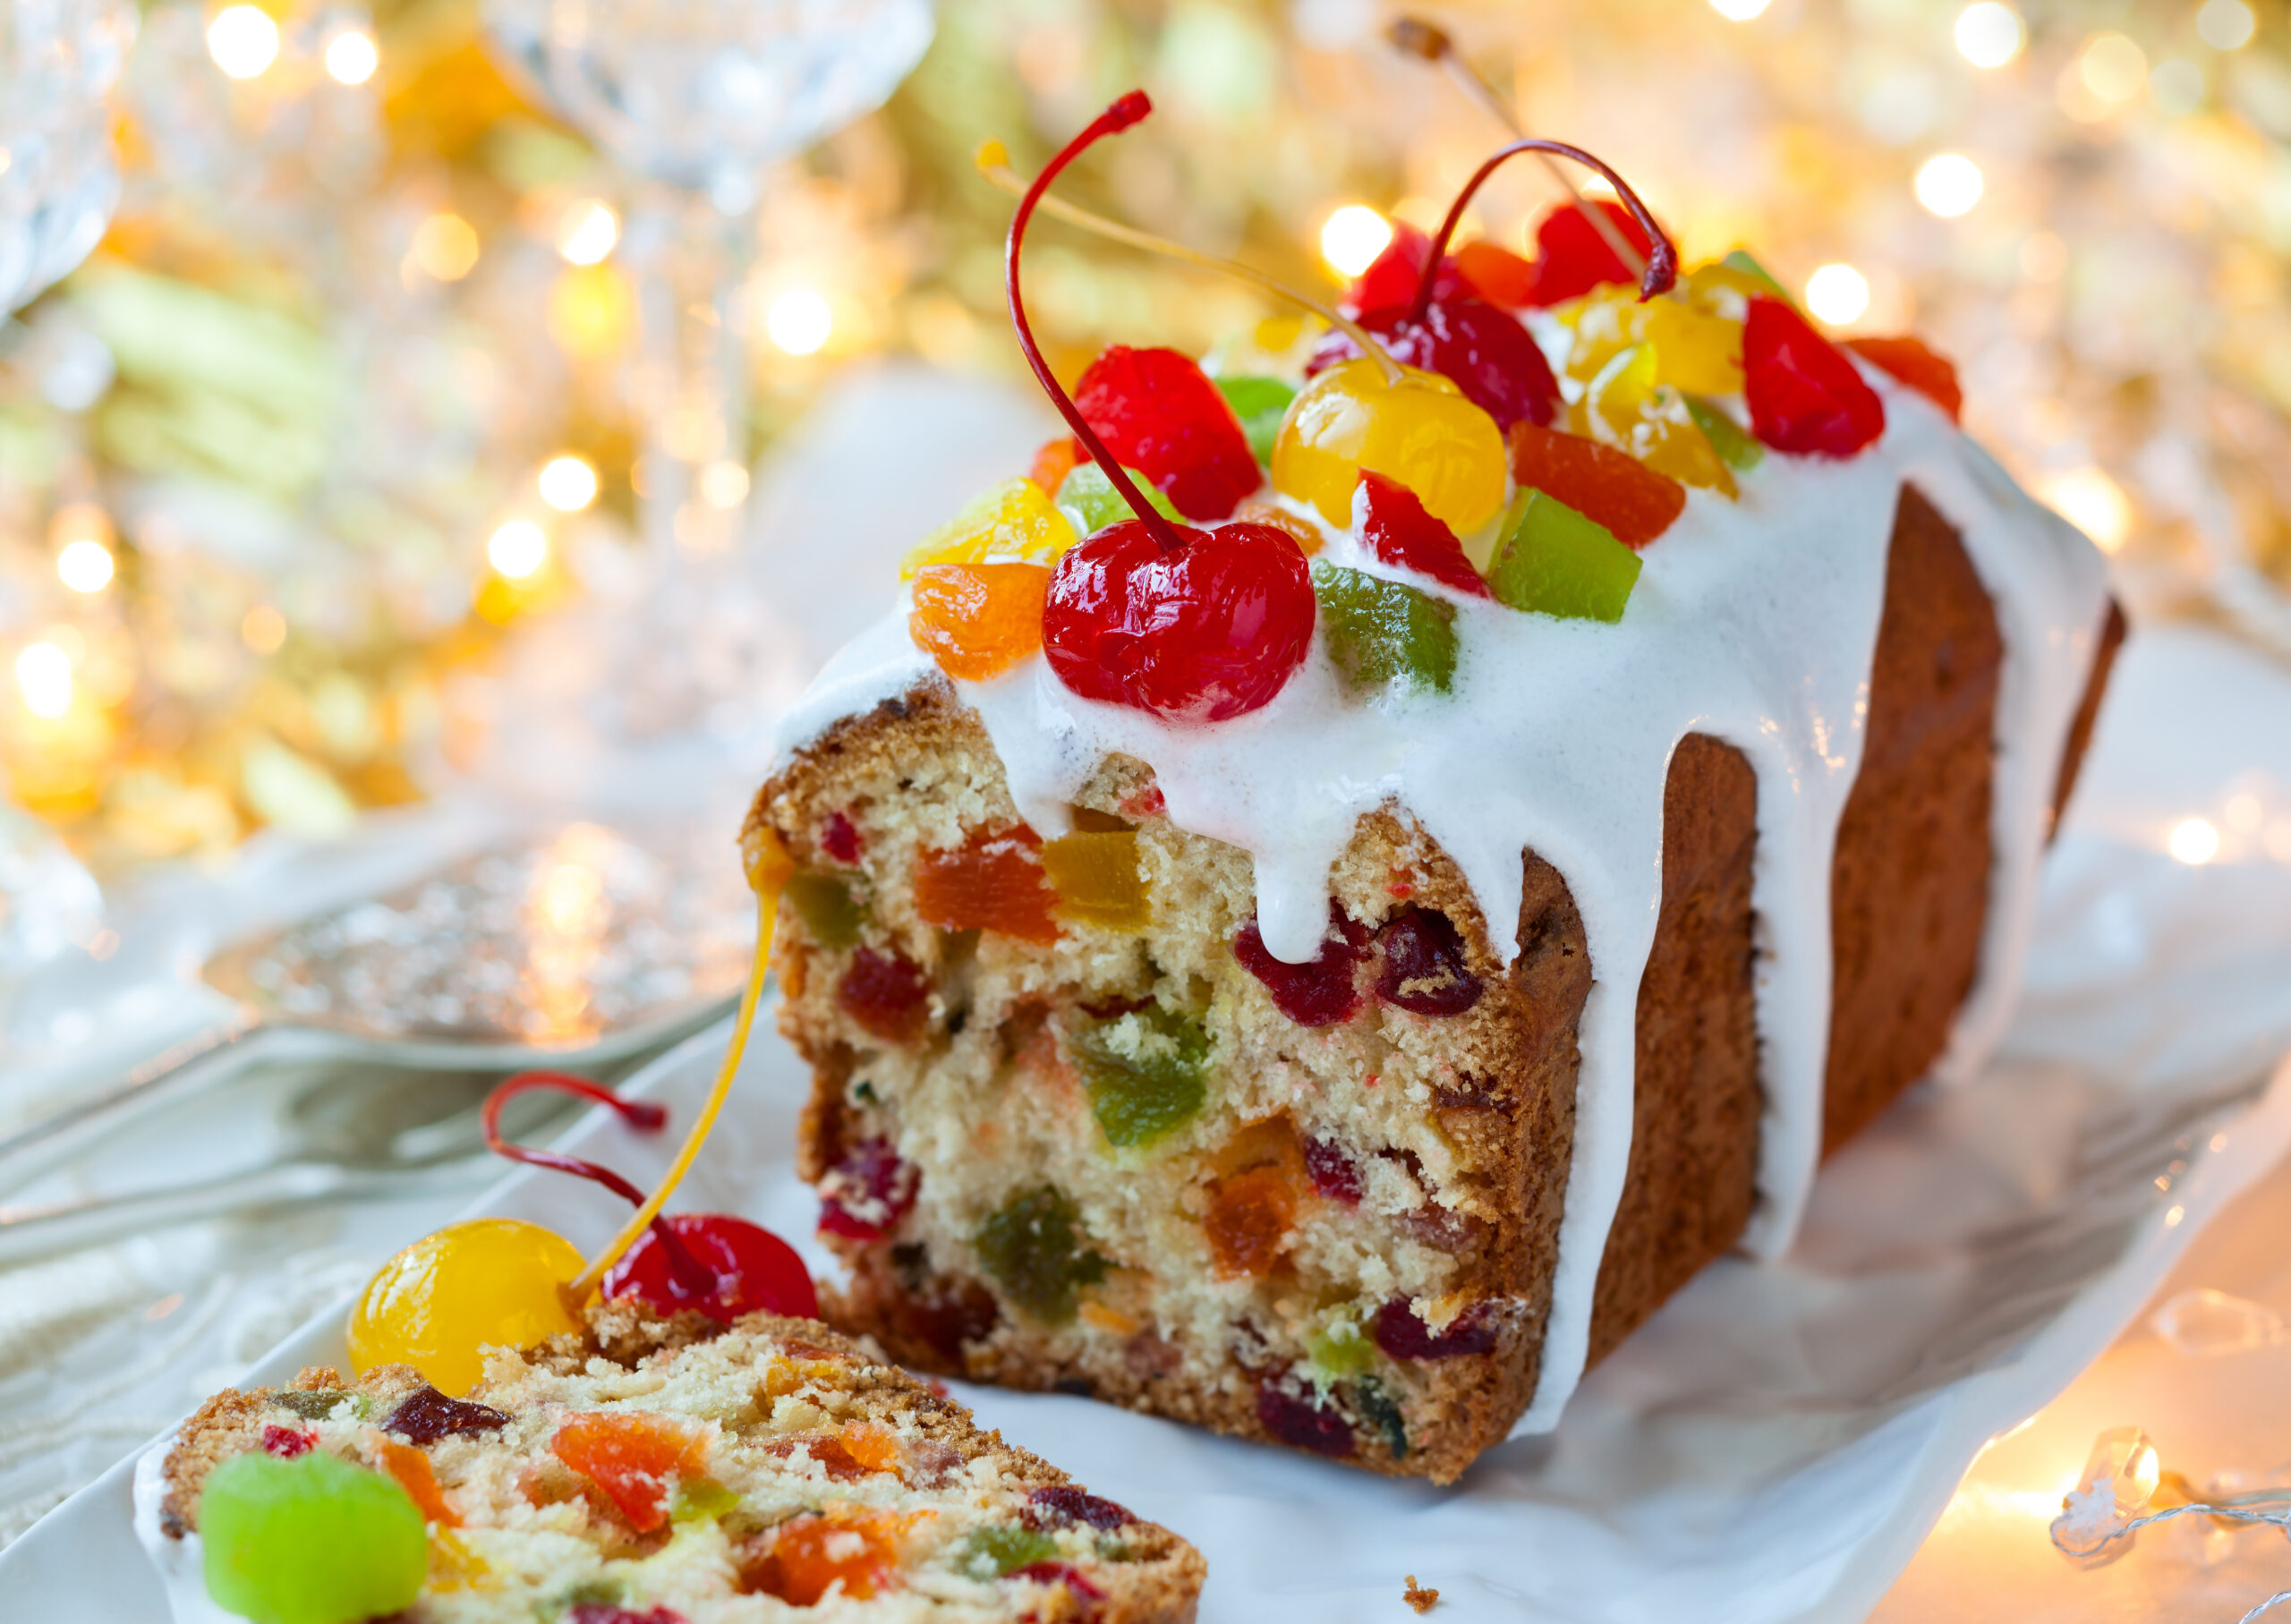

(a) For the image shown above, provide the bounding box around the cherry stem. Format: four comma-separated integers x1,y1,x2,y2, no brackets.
977,146,1405,388
1410,137,1677,325
1004,91,1189,554
482,1072,716,1300
1384,18,1648,279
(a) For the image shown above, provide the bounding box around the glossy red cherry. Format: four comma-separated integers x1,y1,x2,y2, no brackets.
817,1137,919,1241
1233,904,1368,1026
1524,199,1658,307
1744,296,1886,457
1074,346,1261,522
1343,218,1464,314
603,1213,820,1322
1308,296,1560,433
1353,471,1489,598
1042,519,1315,722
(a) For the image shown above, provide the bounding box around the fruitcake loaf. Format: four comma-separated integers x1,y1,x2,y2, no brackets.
133,1303,1204,1622
742,102,2122,1484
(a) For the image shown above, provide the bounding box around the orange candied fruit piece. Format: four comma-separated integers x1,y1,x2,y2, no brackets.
745,1504,921,1605
549,1411,711,1533
915,826,1060,945
1028,435,1086,495
1843,335,1963,422
374,1434,459,1528
1042,829,1148,932
908,562,1052,683
1205,1115,1307,1279
838,1419,902,1475
1231,498,1324,557
1454,239,1537,309
1506,421,1687,550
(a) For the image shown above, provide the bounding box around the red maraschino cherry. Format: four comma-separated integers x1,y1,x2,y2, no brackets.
483,1072,816,1322
1522,200,1661,307
1073,345,1260,521
1308,293,1560,432
1743,295,1886,456
1012,93,1315,724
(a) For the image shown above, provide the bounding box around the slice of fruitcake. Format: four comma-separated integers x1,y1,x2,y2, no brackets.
134,1303,1203,1623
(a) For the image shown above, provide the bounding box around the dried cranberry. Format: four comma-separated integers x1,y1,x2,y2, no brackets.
1743,296,1886,458
1042,519,1315,724
567,1607,686,1624
1232,904,1367,1026
1309,298,1561,433
603,1213,820,1322
1523,200,1658,308
1254,1382,1356,1458
1026,1484,1133,1531
1303,1137,1363,1204
1074,346,1260,522
382,1386,508,1446
1372,1298,1497,1361
820,812,864,864
1353,471,1491,598
260,1424,314,1458
837,947,931,1043
1375,911,1483,1016
818,1138,918,1241
1009,1560,1106,1601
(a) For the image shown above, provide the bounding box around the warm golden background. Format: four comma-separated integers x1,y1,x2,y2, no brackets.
4,0,2287,874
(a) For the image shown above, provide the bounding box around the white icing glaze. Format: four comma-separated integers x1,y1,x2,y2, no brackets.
132,1433,246,1624
768,370,2111,1434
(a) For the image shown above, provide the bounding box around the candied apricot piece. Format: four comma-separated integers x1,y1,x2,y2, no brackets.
745,1506,917,1604
1206,1164,1299,1279
1454,239,1536,308
549,1411,710,1533
1506,422,1687,550
1844,334,1963,421
915,827,1060,945
909,562,1052,683
839,1420,902,1475
1041,829,1147,931
374,1435,459,1528
1028,435,1086,494
837,947,931,1043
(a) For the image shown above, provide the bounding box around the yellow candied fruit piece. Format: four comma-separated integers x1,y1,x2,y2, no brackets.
1578,345,1738,498
1270,358,1508,537
1041,829,1149,931
348,1219,584,1397
1681,259,1779,321
899,477,1078,579
1559,284,1743,397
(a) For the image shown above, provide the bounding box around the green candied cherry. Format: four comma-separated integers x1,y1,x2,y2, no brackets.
1305,1305,1376,1382
1214,375,1298,467
1068,1006,1210,1148
784,871,866,950
1685,395,1764,473
965,1524,1064,1577
975,1186,1108,1323
1311,563,1460,697
1054,461,1181,538
200,1451,426,1624
1487,490,1644,625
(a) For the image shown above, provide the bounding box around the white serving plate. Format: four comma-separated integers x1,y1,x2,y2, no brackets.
11,625,2291,1622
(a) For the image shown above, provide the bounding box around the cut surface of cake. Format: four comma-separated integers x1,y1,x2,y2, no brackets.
133,1304,1204,1623
745,102,2124,1484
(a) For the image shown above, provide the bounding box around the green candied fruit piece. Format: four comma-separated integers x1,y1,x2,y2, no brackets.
1069,1007,1210,1148
964,1524,1063,1577
1488,490,1644,625
1721,249,1790,298
1056,462,1181,537
1306,1307,1375,1383
669,1476,740,1524
785,870,866,950
1350,1377,1409,1461
200,1451,426,1624
1214,374,1298,466
270,1390,351,1423
1311,563,1459,697
1685,395,1764,473
974,1186,1108,1324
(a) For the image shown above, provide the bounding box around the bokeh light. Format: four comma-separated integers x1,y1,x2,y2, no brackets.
487,520,548,579
2197,0,2256,51
1915,154,1984,217
1954,3,2024,68
323,29,378,85
207,5,278,79
2079,33,2150,104
1806,263,1872,325
557,201,619,267
2041,467,2133,552
56,540,115,594
15,644,72,719
1319,206,1392,277
2169,817,2222,865
700,460,751,509
537,455,600,512
1709,0,1773,19
765,287,833,355
409,214,481,283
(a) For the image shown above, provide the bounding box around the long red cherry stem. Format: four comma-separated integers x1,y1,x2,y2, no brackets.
1410,138,1678,324
1005,90,1189,556
482,1071,717,1298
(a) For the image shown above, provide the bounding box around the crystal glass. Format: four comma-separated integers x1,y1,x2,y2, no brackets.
0,0,136,314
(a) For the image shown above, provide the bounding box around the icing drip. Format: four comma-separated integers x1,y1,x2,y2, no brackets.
769,372,2111,1433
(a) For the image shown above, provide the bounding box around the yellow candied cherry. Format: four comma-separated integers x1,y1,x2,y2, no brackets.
899,476,1077,578
349,1218,584,1396
1270,358,1508,536
1575,344,1738,497
1558,281,1746,398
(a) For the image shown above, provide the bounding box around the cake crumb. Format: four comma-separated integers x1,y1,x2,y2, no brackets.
1403,1575,1439,1613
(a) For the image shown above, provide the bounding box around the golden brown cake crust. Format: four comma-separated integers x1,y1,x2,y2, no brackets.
751,481,2123,1484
